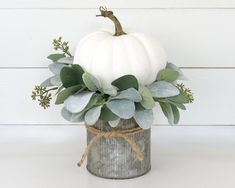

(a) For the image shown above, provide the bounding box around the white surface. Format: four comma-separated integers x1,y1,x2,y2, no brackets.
1,69,235,125
1,0,235,8
0,126,235,188
1,9,235,67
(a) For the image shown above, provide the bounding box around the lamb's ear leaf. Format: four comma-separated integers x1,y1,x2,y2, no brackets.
40,77,54,87
55,85,83,104
134,109,153,129
166,62,187,80
168,90,190,104
50,75,61,86
111,75,138,91
47,53,66,62
61,108,84,122
84,105,103,125
110,88,142,102
57,57,74,64
108,118,120,128
157,68,179,82
171,104,180,124
107,99,135,119
149,81,180,98
60,64,84,88
64,92,94,113
99,105,119,121
138,84,155,109
156,98,186,110
159,102,174,125
49,63,66,75
82,72,101,91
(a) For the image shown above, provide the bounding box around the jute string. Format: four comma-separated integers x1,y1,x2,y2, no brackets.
77,125,144,167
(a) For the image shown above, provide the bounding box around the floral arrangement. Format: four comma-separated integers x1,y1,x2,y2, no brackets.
31,37,193,129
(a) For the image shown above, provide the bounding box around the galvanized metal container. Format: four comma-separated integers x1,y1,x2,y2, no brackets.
86,118,151,179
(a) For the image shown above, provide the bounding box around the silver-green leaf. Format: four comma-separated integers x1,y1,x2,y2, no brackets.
57,57,74,64
82,72,101,91
48,63,66,75
108,118,120,128
134,109,153,129
107,99,135,119
84,105,103,125
149,81,180,98
61,107,84,122
110,88,142,102
138,84,155,109
64,92,94,113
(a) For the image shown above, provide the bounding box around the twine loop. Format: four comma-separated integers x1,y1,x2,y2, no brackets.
77,125,144,167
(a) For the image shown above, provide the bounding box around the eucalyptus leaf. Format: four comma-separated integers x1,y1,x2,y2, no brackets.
60,64,84,88
99,105,119,121
111,75,138,90
108,118,120,128
61,107,84,122
110,88,142,102
107,99,135,119
149,81,180,98
85,105,103,125
50,75,61,86
157,68,179,82
138,84,155,109
64,91,94,113
49,63,66,75
57,57,74,64
40,77,54,87
82,72,101,91
55,85,84,104
134,109,153,129
47,54,65,62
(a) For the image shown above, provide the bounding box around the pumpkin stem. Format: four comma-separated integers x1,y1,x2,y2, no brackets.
96,6,126,36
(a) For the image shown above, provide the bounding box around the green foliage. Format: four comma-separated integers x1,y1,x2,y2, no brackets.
32,37,194,129
55,85,84,104
134,109,153,129
157,68,179,82
60,64,84,88
99,105,119,121
138,84,155,109
111,75,138,91
82,72,101,91
47,54,66,62
84,105,103,125
148,81,179,98
107,99,135,119
110,88,142,102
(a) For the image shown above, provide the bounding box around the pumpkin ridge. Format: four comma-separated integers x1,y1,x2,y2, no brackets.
129,34,153,83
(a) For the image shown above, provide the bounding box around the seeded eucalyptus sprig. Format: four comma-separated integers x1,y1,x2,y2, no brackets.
31,86,58,109
53,37,72,57
177,83,194,103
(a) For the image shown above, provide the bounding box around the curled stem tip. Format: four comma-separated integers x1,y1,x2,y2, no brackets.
96,6,126,36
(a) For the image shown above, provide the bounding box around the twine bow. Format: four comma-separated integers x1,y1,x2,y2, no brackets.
77,125,144,167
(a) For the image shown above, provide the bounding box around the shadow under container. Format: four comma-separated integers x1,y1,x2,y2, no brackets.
86,118,151,179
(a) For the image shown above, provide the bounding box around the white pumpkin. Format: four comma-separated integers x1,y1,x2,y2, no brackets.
74,7,167,89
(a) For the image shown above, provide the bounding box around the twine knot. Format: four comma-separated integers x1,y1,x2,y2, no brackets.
77,125,144,167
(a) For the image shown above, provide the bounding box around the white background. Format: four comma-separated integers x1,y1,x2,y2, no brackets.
1,0,235,126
